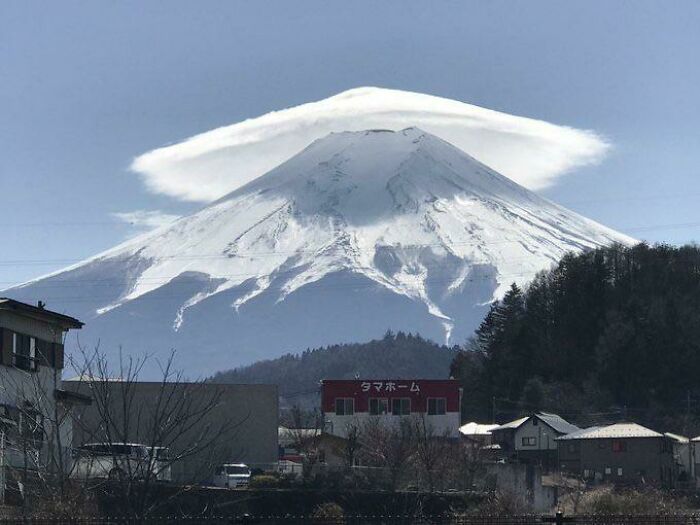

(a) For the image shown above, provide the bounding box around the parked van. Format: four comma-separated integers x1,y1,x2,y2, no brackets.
212,463,251,488
72,443,172,482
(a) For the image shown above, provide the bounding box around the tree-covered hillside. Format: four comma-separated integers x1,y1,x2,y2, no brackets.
212,332,459,408
451,243,700,433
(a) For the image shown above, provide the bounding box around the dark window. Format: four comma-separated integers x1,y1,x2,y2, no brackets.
392,398,411,416
12,333,37,371
612,440,627,452
369,398,388,416
532,418,538,426
427,398,446,415
335,398,354,416
522,437,537,447
0,405,20,446
568,443,576,453
20,410,44,442
152,448,169,460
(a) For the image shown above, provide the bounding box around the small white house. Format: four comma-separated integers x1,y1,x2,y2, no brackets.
491,412,581,470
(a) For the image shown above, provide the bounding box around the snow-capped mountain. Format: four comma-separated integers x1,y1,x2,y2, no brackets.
8,128,633,377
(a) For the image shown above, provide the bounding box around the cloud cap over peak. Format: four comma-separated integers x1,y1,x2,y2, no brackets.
132,87,610,202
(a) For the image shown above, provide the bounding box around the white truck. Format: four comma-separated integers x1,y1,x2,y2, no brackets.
212,463,251,488
71,443,172,482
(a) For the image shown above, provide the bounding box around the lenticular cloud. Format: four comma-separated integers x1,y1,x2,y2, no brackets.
131,87,609,203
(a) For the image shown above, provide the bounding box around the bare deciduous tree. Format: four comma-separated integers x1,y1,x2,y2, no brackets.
68,346,248,519
412,415,452,492
360,417,415,491
448,438,487,491
338,422,361,473
287,405,323,484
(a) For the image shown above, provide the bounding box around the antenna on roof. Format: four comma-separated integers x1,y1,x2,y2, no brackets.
37,301,45,310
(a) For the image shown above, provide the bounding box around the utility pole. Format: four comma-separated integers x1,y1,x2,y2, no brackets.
0,430,5,506
684,390,691,436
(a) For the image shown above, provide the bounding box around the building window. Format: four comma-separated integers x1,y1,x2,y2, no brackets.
583,469,591,479
335,398,354,416
19,410,44,443
604,467,612,475
427,398,446,415
532,418,538,426
12,333,37,372
617,467,623,476
391,398,411,416
612,440,627,452
369,398,388,416
567,443,576,453
521,437,537,447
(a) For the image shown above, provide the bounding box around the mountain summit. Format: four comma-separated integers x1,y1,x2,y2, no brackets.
10,128,633,376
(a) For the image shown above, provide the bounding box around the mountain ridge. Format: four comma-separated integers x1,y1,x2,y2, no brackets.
211,331,459,409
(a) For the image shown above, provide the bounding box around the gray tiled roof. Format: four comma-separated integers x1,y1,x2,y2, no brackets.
492,412,580,435
536,412,581,435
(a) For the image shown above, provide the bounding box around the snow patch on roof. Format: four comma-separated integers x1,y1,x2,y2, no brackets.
492,417,529,431
557,423,663,440
664,432,689,443
459,422,500,436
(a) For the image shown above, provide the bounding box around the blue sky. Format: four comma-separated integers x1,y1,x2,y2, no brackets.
1,0,699,287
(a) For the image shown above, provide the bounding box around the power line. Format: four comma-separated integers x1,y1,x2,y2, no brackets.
2,214,699,268
0,237,571,266
0,253,557,287
3,190,700,228
1,269,547,306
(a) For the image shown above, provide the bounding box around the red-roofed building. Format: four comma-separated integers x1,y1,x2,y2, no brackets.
321,379,461,438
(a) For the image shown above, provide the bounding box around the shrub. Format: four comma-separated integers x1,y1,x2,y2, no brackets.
469,489,533,516
312,502,345,523
577,487,689,515
249,475,280,488
278,472,299,487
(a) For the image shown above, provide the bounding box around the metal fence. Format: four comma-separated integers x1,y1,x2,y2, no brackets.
3,515,700,525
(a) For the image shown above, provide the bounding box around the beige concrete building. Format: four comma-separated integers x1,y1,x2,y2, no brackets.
64,380,279,483
0,298,86,498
